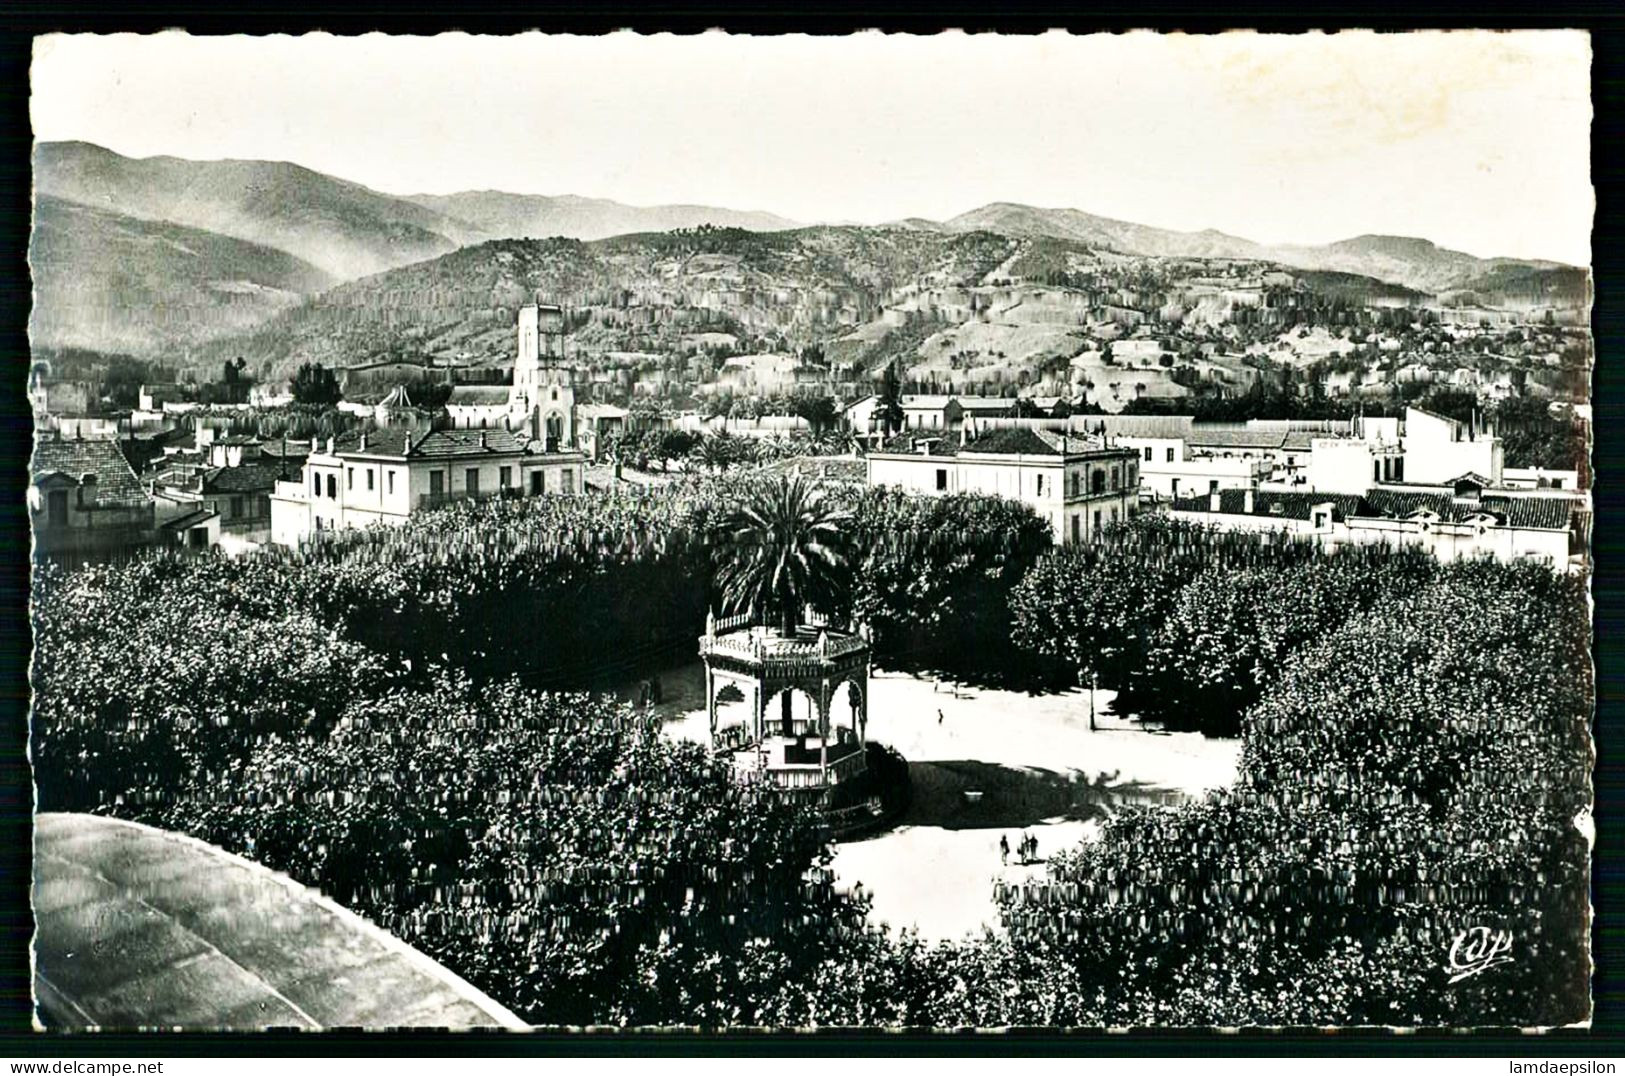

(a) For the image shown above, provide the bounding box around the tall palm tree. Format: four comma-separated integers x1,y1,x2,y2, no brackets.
714,474,852,637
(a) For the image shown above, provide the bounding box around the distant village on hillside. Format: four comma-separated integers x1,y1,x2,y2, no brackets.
28,287,1590,571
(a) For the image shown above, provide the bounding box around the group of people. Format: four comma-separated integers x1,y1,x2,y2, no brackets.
999,831,1040,867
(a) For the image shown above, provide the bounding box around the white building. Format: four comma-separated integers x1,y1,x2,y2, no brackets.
1074,415,1263,500
269,427,584,546
1403,406,1503,486
1503,466,1581,492
1168,476,1580,570
866,427,1139,545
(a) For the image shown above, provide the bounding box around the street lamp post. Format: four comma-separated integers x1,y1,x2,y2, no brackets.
1090,667,1098,732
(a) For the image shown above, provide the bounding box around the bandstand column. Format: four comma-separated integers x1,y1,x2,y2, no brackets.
860,663,870,746
705,664,716,748
818,678,831,784
753,683,765,747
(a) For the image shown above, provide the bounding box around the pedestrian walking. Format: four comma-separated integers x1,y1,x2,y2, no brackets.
999,834,1010,866
937,708,945,725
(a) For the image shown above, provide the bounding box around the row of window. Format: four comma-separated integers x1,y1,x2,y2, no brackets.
314,467,395,499
932,464,1136,498
1069,504,1125,543
312,465,576,501
223,494,269,522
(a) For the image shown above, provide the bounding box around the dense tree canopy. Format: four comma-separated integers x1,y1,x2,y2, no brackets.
31,470,1590,1027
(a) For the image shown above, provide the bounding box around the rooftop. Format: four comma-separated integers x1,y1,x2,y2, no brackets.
1173,486,1575,531
1075,415,1196,440
1185,428,1288,451
158,507,218,532
199,462,288,495
33,813,525,1030
31,437,150,509
961,427,1116,457
701,623,870,670
330,427,546,460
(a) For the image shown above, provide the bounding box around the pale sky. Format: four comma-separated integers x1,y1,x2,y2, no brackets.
30,30,1594,265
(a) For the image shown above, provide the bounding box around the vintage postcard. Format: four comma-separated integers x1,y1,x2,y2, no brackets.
24,30,1593,1034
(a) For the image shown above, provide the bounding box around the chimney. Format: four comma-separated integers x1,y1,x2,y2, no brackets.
311,435,319,453
1209,489,1222,513
1243,488,1255,514
327,436,336,455
480,430,488,449
359,432,367,452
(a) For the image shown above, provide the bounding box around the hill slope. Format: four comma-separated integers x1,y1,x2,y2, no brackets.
936,204,1586,299
195,226,1021,376
405,190,801,243
34,141,469,280
28,195,336,356
943,203,1270,261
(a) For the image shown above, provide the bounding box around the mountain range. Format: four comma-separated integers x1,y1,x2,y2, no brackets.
926,202,1586,300
29,141,1590,362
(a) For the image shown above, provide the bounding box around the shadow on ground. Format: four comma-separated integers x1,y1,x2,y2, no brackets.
899,759,1191,831
877,660,1075,697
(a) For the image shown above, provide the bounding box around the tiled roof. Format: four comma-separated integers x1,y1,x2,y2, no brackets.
1172,489,1363,521
1076,415,1195,440
33,813,525,1030
258,439,311,459
963,428,1118,457
31,437,150,509
158,508,218,531
1187,428,1288,451
963,428,1063,455
332,427,537,460
1482,495,1574,530
199,462,286,495
1281,431,1321,451
1175,485,1574,531
877,433,959,456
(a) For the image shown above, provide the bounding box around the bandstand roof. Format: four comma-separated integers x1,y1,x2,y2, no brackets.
700,623,870,682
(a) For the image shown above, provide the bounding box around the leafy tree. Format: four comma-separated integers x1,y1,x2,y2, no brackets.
1002,559,1590,1027
99,357,149,409
879,359,906,436
291,362,343,407
791,394,839,437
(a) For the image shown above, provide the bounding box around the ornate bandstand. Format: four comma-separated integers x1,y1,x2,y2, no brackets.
698,609,871,797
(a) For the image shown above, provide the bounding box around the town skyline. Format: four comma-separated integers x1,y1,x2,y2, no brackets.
30,30,1594,266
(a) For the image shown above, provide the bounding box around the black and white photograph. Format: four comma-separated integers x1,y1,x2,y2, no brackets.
21,29,1595,1035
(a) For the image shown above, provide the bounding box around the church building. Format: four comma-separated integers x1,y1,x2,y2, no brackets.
446,302,577,450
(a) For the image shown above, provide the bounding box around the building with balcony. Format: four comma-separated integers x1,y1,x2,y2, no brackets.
269,427,584,546
865,427,1139,545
